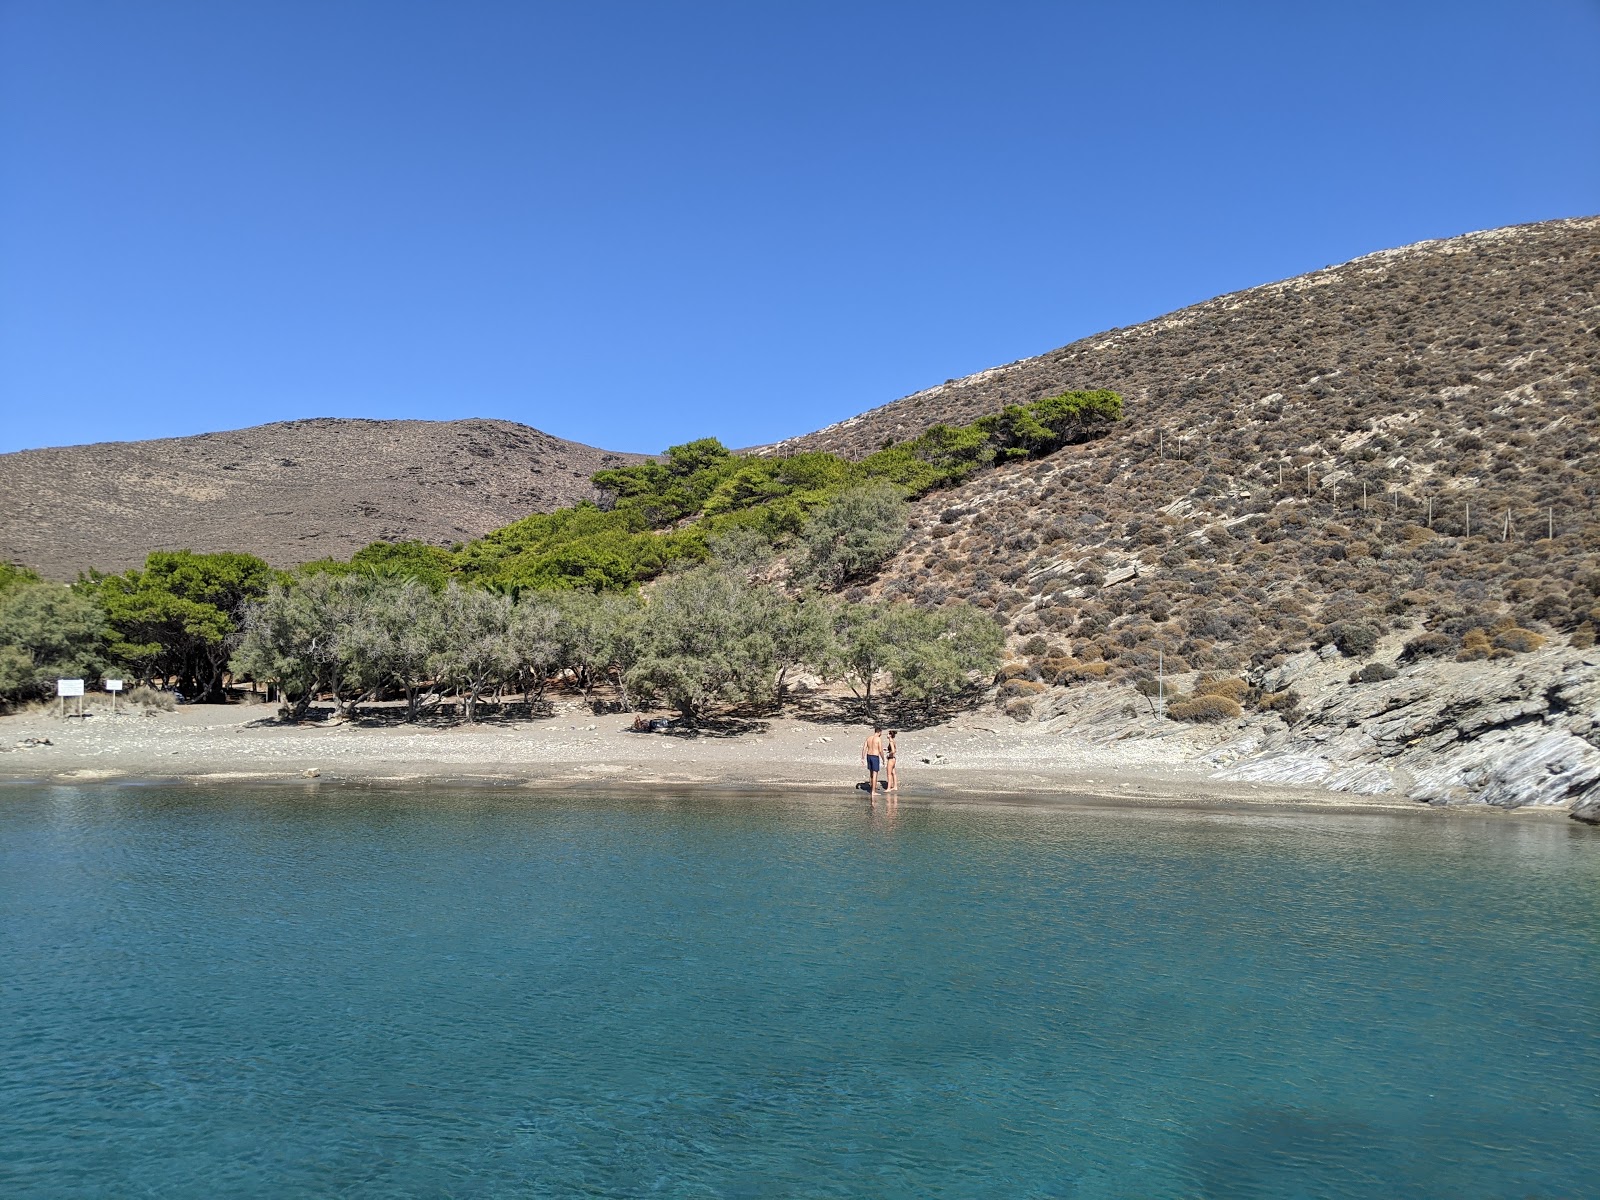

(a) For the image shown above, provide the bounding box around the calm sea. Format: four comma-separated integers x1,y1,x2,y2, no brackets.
1,784,1596,1198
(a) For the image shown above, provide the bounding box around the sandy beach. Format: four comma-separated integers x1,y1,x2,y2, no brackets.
0,695,1527,818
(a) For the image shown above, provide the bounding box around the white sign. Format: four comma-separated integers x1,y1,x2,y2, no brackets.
57,678,85,697
105,679,124,692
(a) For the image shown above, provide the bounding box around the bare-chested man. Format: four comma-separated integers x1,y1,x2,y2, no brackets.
861,725,884,795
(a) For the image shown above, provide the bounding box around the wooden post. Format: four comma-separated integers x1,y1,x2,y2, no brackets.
1502,509,1510,542
1158,650,1165,717
1306,464,1313,496
1548,506,1554,540
1362,481,1368,514
1465,501,1470,536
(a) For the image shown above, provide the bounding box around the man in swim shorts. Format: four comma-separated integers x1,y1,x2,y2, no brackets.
862,726,884,795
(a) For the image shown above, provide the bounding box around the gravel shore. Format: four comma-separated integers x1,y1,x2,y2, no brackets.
0,697,1477,816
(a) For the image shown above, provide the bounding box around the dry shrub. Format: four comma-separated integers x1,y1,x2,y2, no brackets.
1456,629,1492,662
1492,627,1546,653
999,679,1048,701
1257,689,1299,712
1003,697,1035,722
127,685,176,712
1569,623,1596,649
1167,695,1243,723
1021,635,1050,658
1193,674,1249,702
1051,660,1109,684
994,662,1035,684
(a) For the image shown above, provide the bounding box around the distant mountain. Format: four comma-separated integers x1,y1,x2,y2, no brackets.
0,418,644,578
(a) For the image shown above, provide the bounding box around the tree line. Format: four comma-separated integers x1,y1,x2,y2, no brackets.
231,562,1001,724
0,490,1002,722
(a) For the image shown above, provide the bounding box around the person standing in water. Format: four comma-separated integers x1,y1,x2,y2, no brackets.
861,726,884,795
884,729,899,792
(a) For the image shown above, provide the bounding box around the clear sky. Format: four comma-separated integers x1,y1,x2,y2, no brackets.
2,1,1597,456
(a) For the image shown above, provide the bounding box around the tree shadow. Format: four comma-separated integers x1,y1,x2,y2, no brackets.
662,714,771,739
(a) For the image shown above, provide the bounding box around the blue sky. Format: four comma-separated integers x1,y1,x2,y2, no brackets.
2,0,1597,456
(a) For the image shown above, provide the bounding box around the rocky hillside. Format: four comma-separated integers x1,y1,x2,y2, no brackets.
0,418,644,577
818,215,1600,818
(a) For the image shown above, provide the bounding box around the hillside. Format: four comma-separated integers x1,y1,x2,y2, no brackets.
821,215,1599,814
755,215,1600,661
0,418,643,578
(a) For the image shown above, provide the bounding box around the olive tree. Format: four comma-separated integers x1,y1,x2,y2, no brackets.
430,583,515,723
824,599,1003,719
510,591,563,705
232,572,368,718
627,567,778,723
341,577,445,720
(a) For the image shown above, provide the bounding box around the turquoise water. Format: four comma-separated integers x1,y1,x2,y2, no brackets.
1,786,1596,1198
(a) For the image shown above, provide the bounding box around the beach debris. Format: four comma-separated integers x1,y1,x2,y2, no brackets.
818,736,831,743
303,768,320,778
19,737,53,747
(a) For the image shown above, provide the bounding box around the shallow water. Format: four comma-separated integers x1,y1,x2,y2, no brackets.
1,784,1596,1198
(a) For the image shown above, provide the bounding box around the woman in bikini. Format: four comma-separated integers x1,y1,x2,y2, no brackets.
885,729,899,791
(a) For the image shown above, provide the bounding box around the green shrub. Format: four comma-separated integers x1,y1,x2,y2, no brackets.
1400,631,1454,661
1021,635,1050,658
1326,620,1380,659
1350,662,1399,684
1167,695,1243,722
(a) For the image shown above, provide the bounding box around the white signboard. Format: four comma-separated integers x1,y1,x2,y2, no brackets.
105,679,124,692
57,678,85,697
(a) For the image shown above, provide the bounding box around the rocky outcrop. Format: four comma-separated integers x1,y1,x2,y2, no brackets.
1210,646,1600,821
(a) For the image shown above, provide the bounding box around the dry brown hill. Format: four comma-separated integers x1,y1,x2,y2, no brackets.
775,215,1600,672
755,217,1593,659
812,214,1599,816
0,418,643,578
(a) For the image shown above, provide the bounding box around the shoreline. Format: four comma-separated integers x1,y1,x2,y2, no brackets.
0,699,1573,821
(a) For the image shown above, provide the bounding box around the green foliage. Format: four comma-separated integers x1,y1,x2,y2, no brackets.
627,566,784,722
824,599,1003,716
431,584,516,722
0,563,44,597
592,438,740,526
80,550,272,700
0,582,109,704
350,540,454,589
454,503,704,592
859,422,995,494
231,572,368,717
799,483,911,589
